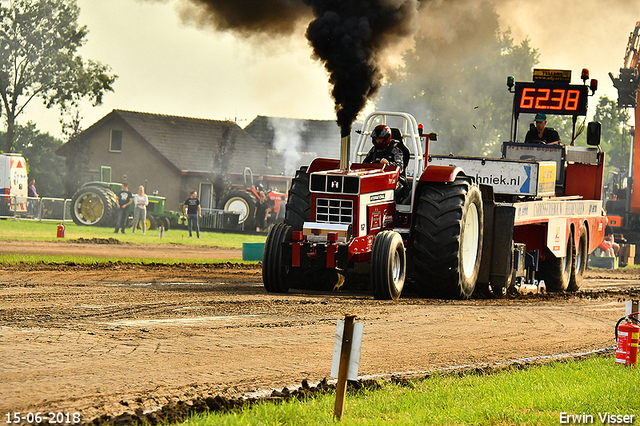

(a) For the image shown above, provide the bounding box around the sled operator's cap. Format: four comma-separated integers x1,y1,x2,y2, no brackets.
534,113,547,122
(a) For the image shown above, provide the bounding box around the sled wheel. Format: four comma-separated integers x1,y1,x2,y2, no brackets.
539,231,574,292
568,223,588,291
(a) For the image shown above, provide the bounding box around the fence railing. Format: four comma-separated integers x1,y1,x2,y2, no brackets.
200,208,242,230
0,195,72,222
0,198,245,230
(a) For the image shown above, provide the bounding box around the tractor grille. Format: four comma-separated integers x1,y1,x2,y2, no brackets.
315,198,353,225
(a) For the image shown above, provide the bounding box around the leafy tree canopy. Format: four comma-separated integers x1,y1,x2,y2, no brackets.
593,96,633,173
375,2,539,157
0,0,117,153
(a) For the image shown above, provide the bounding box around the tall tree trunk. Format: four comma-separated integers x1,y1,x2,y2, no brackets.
4,111,15,153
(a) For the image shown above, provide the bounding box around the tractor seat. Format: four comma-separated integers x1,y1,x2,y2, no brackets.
390,128,410,175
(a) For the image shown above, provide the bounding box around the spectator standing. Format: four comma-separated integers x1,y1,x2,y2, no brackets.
253,175,265,194
131,185,148,235
277,195,286,222
255,191,268,232
183,191,202,238
28,178,39,218
114,182,133,234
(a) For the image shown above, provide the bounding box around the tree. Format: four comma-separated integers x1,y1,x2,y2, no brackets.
375,2,539,157
60,111,87,198
0,0,117,153
0,121,65,197
6,121,65,197
592,96,633,173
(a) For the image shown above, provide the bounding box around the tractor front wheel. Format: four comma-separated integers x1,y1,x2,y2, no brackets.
371,231,406,300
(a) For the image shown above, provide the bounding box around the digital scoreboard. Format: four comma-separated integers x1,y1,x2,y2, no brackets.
513,82,589,116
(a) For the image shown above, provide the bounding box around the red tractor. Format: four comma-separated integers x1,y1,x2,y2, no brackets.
218,168,287,231
263,70,607,300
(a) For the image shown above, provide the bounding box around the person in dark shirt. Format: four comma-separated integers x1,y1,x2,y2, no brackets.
254,191,268,232
114,182,133,234
524,113,561,145
363,124,408,201
183,191,202,238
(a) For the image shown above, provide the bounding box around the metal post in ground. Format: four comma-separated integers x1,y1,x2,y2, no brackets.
333,314,356,420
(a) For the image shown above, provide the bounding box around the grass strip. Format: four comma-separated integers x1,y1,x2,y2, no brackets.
157,355,639,426
0,219,266,248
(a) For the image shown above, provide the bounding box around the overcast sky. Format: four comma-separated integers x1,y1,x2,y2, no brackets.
22,0,640,139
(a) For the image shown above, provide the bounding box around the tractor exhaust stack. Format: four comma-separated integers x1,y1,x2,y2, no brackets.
340,130,350,171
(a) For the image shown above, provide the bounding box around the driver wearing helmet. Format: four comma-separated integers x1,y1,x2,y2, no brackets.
363,124,405,172
363,124,408,201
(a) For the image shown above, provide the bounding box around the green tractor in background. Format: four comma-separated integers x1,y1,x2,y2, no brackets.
70,166,181,230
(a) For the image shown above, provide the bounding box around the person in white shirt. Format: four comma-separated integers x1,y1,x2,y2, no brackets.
131,185,149,235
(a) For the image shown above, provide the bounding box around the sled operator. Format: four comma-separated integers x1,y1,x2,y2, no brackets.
524,113,561,145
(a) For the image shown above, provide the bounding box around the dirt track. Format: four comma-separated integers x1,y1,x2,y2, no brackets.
1,240,640,424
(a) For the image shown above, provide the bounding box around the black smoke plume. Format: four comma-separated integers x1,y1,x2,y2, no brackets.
179,0,420,136
181,0,311,36
304,0,420,136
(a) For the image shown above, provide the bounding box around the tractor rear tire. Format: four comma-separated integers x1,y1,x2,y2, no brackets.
71,186,118,227
412,178,484,299
263,222,292,293
569,223,588,291
280,166,337,291
538,232,574,292
285,166,310,231
220,189,257,231
371,231,406,300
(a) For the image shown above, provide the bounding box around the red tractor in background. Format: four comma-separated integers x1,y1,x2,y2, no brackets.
263,69,606,300
218,168,288,231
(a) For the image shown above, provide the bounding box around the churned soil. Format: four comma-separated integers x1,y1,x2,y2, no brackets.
1,239,639,424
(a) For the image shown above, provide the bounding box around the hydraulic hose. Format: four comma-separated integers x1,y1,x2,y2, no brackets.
615,312,640,340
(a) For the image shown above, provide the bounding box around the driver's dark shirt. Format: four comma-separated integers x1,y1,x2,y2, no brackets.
524,127,560,144
363,141,405,175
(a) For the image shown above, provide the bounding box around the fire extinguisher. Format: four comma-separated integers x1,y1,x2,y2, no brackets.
615,312,640,367
56,223,65,238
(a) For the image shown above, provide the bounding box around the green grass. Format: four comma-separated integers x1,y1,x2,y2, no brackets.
179,355,640,426
0,253,246,265
0,218,265,264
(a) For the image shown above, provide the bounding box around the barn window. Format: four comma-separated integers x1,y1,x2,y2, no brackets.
110,130,123,152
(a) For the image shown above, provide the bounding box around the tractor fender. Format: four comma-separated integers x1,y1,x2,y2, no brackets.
419,165,465,183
